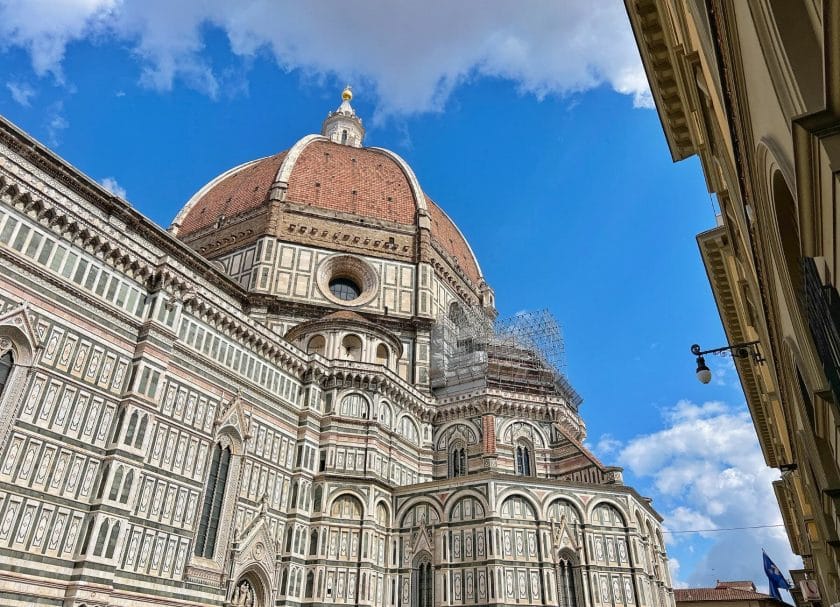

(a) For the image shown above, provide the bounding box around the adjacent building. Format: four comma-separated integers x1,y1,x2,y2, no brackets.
626,0,840,603
0,89,674,606
676,581,786,607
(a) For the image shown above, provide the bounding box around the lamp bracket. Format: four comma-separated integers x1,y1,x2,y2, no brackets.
690,341,764,363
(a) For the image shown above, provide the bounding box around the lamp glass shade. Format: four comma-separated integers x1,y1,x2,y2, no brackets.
695,356,712,384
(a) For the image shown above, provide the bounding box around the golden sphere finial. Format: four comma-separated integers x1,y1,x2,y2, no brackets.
341,85,353,101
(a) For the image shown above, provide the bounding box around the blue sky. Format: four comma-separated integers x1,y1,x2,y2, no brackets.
0,0,799,593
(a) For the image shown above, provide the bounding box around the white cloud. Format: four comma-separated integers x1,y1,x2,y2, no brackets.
594,433,622,457
44,101,68,146
619,400,801,588
99,176,126,199
6,81,35,106
0,0,652,114
0,0,117,81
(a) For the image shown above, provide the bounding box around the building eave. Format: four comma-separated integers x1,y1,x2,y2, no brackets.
625,0,697,161
697,226,779,467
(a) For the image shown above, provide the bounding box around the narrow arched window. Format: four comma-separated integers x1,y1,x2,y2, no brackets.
120,469,133,503
194,443,231,558
557,550,580,607
105,521,120,559
108,466,124,501
412,554,433,607
124,412,138,444
516,443,532,476
0,350,13,400
309,529,318,555
111,407,125,443
93,520,109,556
134,415,148,448
450,446,467,477
341,130,348,145
306,571,315,598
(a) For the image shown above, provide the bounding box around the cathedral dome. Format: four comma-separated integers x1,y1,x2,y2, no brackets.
171,89,484,289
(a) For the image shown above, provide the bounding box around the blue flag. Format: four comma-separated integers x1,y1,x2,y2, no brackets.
763,551,791,601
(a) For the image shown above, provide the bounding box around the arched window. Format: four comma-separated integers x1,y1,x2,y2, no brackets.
111,407,125,443
194,443,231,558
556,549,580,607
450,444,467,477
376,502,389,527
341,334,363,361
341,130,348,145
0,350,13,399
108,466,124,501
307,334,326,357
119,469,133,503
339,393,370,419
134,415,148,448
379,401,392,426
105,522,120,559
305,570,315,598
96,463,110,499
412,552,433,607
772,171,803,294
313,486,323,512
398,416,420,445
124,412,138,444
330,495,363,519
375,343,390,366
93,520,109,556
515,442,532,476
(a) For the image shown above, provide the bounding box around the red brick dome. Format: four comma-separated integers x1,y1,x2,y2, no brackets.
172,135,483,286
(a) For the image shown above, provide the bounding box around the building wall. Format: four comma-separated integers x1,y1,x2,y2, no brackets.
626,0,840,602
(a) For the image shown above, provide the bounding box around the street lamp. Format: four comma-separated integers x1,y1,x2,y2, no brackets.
690,341,763,384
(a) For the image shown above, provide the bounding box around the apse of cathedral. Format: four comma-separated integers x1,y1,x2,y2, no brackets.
0,88,674,607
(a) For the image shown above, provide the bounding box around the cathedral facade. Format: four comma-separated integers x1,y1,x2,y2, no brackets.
0,90,673,607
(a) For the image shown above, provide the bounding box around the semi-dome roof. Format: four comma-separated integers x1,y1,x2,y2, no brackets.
171,90,483,287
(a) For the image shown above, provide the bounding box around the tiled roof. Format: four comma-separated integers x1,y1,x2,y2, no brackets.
175,137,483,286
675,588,777,602
178,152,287,235
286,140,418,225
427,197,481,285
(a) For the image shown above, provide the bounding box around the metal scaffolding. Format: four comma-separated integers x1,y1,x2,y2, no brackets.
430,306,581,407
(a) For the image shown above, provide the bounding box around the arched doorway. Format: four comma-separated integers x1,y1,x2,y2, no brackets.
231,573,267,607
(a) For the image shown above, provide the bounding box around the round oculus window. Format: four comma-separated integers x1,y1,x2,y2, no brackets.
329,277,361,301
316,255,379,307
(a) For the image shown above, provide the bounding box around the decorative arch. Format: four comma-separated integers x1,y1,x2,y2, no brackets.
587,500,628,527
397,415,420,445
232,563,273,607
0,304,39,453
545,497,584,525
338,391,371,419
328,493,365,519
374,499,391,527
499,419,548,448
499,494,538,521
495,488,540,519
378,400,393,427
375,343,390,366
445,493,488,522
434,420,480,449
306,334,326,357
397,498,442,528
